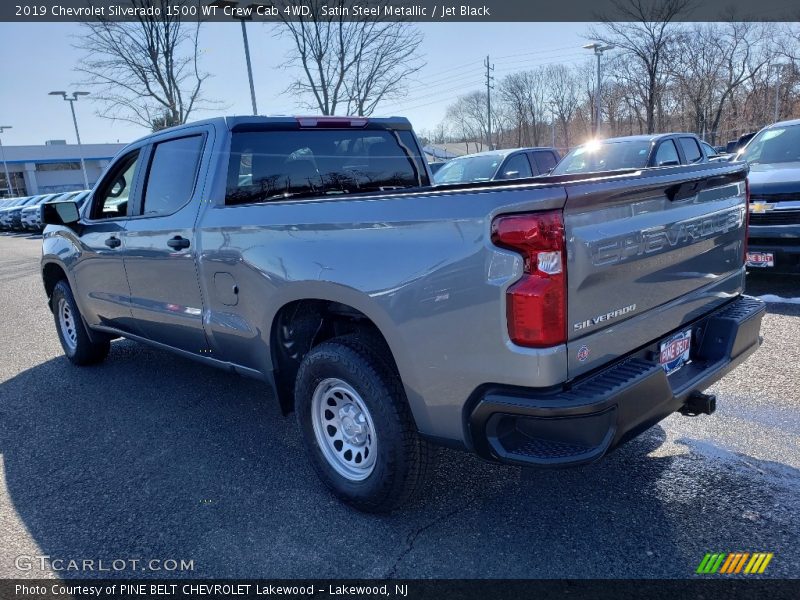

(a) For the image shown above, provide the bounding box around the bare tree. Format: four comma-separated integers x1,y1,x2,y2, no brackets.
499,73,529,146
499,69,549,146
590,0,692,134
274,0,424,116
75,0,214,130
446,92,488,153
431,121,449,144
546,65,581,147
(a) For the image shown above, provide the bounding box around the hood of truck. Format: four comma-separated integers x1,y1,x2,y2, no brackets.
748,162,800,196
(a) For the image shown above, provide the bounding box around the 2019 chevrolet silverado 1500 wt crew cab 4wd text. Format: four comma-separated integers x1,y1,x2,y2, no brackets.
41,116,765,512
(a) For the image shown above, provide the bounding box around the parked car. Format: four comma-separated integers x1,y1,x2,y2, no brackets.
433,147,561,185
0,196,33,230
20,194,62,231
8,195,49,231
700,140,730,162
736,119,800,272
725,132,757,155
22,191,87,231
41,115,763,512
428,162,447,175
551,133,711,175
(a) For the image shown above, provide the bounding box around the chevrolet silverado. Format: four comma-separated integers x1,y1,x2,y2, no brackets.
41,116,765,511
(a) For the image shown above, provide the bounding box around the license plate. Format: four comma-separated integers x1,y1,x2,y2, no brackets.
746,252,774,268
659,329,692,375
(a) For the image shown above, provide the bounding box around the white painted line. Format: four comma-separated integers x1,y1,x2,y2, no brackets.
757,294,800,305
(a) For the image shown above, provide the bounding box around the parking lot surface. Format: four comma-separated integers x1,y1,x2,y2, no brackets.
0,233,798,579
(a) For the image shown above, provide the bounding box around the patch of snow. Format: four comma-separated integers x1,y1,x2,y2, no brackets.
757,294,800,305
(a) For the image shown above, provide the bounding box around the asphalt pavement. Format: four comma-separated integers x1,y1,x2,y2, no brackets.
0,233,798,579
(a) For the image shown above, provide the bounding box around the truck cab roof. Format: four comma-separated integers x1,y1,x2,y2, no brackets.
127,116,416,146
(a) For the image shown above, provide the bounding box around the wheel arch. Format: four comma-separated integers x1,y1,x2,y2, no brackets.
269,296,404,416
41,260,70,310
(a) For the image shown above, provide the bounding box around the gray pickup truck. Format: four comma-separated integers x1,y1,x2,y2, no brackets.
41,116,765,512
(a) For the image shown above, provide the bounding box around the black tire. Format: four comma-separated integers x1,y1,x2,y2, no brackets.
295,335,434,512
51,280,110,366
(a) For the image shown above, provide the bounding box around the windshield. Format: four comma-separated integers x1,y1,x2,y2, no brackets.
226,129,427,205
739,125,800,164
433,154,503,184
551,140,652,175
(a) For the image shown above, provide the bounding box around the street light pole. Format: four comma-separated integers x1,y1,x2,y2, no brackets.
49,91,90,189
210,1,259,115
583,43,614,137
772,63,785,122
240,18,258,115
0,126,14,197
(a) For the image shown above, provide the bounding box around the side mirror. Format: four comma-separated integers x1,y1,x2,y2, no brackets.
502,170,520,179
41,201,81,226
658,160,680,167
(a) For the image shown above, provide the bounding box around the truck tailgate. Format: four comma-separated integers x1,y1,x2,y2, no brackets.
563,164,748,378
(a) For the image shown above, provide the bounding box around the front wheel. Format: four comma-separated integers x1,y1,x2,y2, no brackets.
295,335,434,512
51,280,110,366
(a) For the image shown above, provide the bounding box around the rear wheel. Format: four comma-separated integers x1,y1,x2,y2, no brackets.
295,335,434,512
52,280,110,365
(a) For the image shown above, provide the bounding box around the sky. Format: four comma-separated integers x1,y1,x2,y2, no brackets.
0,21,590,146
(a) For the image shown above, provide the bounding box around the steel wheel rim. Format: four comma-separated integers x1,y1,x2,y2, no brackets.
311,378,377,481
57,297,78,353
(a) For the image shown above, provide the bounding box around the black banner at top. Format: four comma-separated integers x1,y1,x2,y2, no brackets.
2,0,800,23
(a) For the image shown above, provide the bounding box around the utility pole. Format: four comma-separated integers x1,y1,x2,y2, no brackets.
485,55,494,150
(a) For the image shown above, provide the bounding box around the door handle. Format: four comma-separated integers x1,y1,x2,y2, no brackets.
167,236,191,250
104,236,121,248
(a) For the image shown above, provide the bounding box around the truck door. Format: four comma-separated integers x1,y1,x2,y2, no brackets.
70,148,143,333
121,132,209,354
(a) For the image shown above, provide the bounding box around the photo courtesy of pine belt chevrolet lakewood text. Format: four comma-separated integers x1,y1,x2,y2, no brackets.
40,115,765,512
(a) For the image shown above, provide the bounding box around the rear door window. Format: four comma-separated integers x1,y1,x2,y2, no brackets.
701,142,718,159
654,140,680,166
532,151,558,174
497,154,533,180
226,129,427,205
679,137,704,164
141,135,204,217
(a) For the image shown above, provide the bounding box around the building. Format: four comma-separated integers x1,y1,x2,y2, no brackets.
0,140,126,198
422,141,485,162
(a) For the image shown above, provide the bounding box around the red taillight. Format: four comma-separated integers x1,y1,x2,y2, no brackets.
744,177,750,262
491,211,567,347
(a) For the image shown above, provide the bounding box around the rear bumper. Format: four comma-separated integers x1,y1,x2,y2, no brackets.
468,295,765,467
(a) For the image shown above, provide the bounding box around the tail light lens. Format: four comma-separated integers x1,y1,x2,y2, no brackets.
296,116,368,128
491,211,567,347
744,177,750,262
